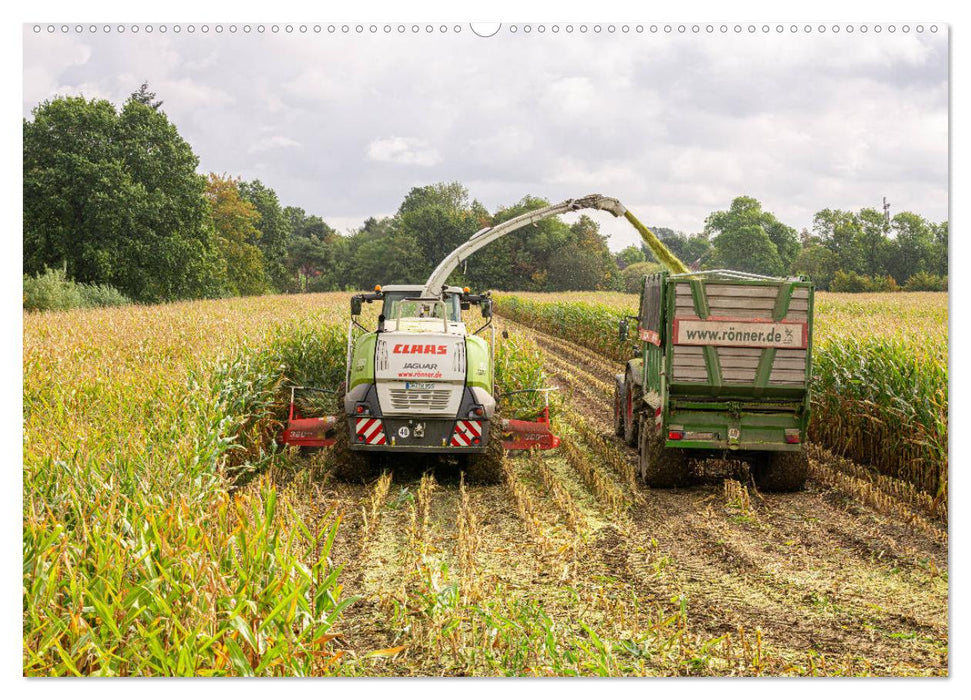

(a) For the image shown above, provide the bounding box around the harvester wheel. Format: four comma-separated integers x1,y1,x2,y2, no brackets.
623,372,641,447
751,451,808,492
465,421,505,485
637,414,690,488
327,416,373,483
613,377,625,437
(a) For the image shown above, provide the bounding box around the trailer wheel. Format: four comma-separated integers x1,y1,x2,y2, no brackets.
613,376,625,437
328,415,373,483
751,451,808,492
637,414,690,488
623,371,641,447
465,422,504,485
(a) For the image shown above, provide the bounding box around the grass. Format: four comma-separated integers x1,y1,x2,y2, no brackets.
494,291,948,504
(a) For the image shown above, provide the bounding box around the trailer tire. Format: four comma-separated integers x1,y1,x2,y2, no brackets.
751,451,808,492
638,414,690,488
623,371,641,447
465,421,504,485
613,376,625,437
328,414,373,483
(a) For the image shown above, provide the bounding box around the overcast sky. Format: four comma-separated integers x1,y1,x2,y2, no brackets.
22,23,948,251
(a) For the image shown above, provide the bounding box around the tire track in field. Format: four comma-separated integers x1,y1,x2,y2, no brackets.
499,312,949,674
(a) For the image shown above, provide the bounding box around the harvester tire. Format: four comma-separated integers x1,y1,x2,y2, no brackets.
613,377,625,437
751,451,808,492
637,414,690,488
623,372,641,448
328,416,372,483
465,421,505,485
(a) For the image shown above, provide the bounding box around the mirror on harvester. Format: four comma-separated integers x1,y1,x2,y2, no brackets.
350,296,362,316
481,299,493,318
618,318,629,341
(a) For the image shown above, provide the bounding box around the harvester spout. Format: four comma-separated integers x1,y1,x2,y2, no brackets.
421,194,629,298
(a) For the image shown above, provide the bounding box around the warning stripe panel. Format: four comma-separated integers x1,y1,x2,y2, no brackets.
450,420,482,447
356,417,386,445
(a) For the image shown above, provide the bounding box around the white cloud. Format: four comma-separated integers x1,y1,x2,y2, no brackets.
22,28,948,251
366,136,441,167
247,135,300,154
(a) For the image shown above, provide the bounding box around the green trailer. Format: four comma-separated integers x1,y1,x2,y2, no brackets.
614,270,814,491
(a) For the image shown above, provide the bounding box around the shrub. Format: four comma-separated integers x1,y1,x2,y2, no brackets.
904,271,948,292
23,267,84,311
24,266,132,311
619,262,665,294
79,283,132,308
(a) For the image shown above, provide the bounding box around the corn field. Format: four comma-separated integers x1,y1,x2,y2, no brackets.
23,291,948,676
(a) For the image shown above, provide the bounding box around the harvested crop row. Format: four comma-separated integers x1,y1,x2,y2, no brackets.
562,407,642,502
560,438,631,516
527,450,587,535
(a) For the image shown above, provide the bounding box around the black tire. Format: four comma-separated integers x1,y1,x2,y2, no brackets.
465,421,504,485
751,451,808,492
613,378,625,437
638,413,690,488
623,372,641,448
328,416,373,483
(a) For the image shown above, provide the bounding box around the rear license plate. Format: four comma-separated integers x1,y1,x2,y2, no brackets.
405,382,435,390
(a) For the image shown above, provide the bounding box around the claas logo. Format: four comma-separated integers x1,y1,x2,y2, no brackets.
392,344,449,354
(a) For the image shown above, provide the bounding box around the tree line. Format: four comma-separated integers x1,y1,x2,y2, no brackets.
23,87,947,306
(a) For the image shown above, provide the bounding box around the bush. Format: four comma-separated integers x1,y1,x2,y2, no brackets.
23,267,131,311
904,271,948,292
830,271,904,293
23,267,84,311
619,262,665,294
79,283,132,308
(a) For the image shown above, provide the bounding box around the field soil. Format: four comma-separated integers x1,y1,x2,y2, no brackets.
289,316,947,676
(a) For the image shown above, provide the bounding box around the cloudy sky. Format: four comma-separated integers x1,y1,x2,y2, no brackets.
22,23,948,250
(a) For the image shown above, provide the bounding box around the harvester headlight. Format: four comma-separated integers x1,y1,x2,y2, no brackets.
355,403,370,415
469,406,485,417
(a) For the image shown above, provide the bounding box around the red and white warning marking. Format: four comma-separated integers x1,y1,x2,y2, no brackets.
450,420,482,447
356,417,387,445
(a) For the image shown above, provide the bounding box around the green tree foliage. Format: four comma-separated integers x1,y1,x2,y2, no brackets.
644,230,712,269
705,196,799,273
397,182,487,282
205,174,267,296
23,90,221,302
812,207,947,288
344,217,426,289
791,244,839,290
239,180,292,291
547,215,618,291
615,245,645,269
463,196,573,291
708,225,785,276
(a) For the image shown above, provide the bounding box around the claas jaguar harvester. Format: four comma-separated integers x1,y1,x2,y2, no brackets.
281,194,633,480
615,269,815,491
